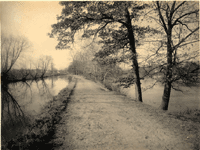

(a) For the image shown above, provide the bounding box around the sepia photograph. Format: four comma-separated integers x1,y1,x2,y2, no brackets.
1,1,200,149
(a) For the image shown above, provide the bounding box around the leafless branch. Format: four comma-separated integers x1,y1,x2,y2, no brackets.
171,84,183,93
176,20,192,32
83,21,113,48
156,1,168,33
142,80,159,92
172,9,199,27
173,27,199,51
140,41,164,64
179,40,200,48
171,1,186,18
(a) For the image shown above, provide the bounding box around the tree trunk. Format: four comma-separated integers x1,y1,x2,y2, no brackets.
126,8,142,102
160,81,171,110
135,83,138,101
160,28,173,110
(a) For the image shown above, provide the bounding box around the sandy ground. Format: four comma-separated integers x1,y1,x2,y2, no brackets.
53,76,199,150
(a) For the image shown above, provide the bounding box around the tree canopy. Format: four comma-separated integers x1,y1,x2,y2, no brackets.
49,2,152,48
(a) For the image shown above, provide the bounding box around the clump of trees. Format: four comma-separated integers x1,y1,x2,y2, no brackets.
49,1,199,110
67,48,123,84
30,55,54,79
1,33,57,83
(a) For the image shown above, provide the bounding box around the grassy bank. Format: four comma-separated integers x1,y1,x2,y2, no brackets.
2,76,77,150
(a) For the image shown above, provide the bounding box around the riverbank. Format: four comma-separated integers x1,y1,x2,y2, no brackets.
2,76,77,150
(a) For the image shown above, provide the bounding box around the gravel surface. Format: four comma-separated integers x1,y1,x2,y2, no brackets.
53,76,199,150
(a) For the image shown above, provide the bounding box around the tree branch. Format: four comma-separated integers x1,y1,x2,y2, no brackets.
173,27,199,51
171,84,183,93
171,1,186,18
83,21,113,48
179,40,199,48
176,20,193,32
140,41,164,64
156,1,168,33
170,1,176,19
172,9,199,27
142,80,159,92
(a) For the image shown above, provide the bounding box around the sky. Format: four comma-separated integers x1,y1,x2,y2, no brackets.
1,1,73,70
1,1,199,70
0,1,148,71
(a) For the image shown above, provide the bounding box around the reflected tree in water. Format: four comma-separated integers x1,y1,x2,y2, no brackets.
1,78,54,143
35,79,53,100
1,83,29,142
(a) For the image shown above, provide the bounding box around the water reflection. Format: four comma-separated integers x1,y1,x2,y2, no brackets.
2,82,31,142
1,75,69,142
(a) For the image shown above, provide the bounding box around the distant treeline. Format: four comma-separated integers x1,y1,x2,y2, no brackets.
1,68,68,84
1,33,69,84
67,55,199,87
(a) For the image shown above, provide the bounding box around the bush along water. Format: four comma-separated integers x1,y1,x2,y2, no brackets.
3,77,77,150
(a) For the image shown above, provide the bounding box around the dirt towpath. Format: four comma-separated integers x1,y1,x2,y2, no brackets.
54,76,199,150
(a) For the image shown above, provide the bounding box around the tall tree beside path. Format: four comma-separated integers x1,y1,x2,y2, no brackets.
49,1,153,102
152,1,199,110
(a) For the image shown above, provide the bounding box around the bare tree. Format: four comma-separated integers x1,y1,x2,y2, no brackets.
144,1,199,110
38,55,53,78
1,34,31,79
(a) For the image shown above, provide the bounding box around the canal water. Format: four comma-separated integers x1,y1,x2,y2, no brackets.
121,78,200,113
1,75,70,142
